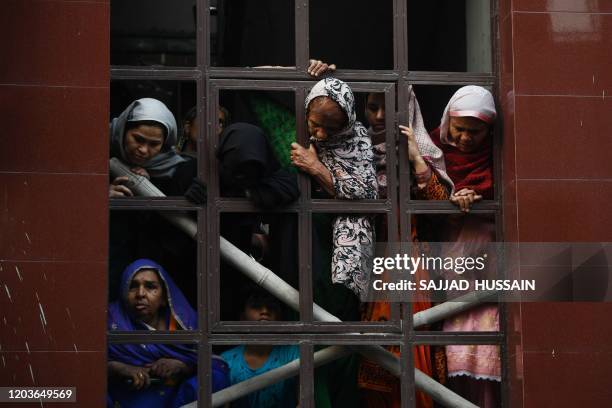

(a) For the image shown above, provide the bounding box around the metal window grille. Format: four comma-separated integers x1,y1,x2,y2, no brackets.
108,1,507,407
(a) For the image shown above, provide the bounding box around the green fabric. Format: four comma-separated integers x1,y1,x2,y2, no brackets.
250,96,297,172
315,351,361,408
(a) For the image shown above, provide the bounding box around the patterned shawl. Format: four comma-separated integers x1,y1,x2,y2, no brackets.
305,78,378,298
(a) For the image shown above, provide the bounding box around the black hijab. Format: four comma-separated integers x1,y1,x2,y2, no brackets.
216,123,299,208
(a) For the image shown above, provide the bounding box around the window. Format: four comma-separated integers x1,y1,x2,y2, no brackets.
108,1,505,406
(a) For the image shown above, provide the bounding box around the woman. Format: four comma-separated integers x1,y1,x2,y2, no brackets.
430,85,500,407
289,78,377,407
107,258,229,407
109,98,198,197
357,88,453,408
291,77,378,298
177,105,230,157
217,123,301,319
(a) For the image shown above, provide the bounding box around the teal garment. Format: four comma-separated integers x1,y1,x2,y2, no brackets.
250,97,297,172
221,345,299,407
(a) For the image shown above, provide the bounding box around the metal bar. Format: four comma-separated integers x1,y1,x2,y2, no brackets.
406,71,495,85
397,81,416,408
110,67,201,80
209,68,400,81
214,199,300,213
211,322,401,334
309,200,390,212
195,5,209,406
406,203,499,215
401,304,416,408
108,332,200,344
299,344,314,408
109,197,200,210
213,200,392,213
412,333,504,345
208,334,403,344
201,12,214,400
207,84,222,325
210,78,397,91
295,0,309,72
296,86,314,324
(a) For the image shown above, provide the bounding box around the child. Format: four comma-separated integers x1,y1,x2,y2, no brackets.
220,289,299,407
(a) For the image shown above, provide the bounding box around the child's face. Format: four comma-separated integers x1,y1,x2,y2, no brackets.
243,303,280,322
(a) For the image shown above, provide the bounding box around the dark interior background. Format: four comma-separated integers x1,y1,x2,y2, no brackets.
110,0,471,72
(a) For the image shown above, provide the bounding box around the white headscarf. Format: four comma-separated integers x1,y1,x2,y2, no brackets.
439,86,496,145
110,98,186,179
406,86,454,191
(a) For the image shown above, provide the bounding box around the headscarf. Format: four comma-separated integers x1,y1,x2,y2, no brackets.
305,78,363,147
305,78,378,298
110,98,186,179
433,86,496,198
217,123,300,208
439,85,496,144
407,86,454,190
108,259,197,367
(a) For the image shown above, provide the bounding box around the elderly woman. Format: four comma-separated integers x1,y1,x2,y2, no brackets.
107,259,229,407
430,86,500,407
291,78,378,298
109,98,201,198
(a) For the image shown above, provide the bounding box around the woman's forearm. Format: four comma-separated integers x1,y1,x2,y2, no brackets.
411,156,431,189
108,361,129,377
310,162,335,197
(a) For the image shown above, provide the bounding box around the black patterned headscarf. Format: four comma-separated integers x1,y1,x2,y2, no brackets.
305,78,378,298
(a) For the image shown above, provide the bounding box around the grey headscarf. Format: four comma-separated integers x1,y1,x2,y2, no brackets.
110,98,186,179
305,78,378,298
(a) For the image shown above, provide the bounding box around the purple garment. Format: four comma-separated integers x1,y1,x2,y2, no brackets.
108,258,198,367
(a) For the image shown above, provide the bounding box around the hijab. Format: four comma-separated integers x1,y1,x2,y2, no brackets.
217,123,300,208
110,98,186,179
433,86,496,198
108,258,197,367
305,77,370,148
304,78,378,200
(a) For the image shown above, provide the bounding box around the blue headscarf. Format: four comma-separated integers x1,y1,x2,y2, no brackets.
108,259,198,367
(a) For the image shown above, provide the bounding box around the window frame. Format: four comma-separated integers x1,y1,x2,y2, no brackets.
108,1,508,407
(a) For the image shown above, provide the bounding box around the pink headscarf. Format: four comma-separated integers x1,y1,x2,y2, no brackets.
439,85,496,145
